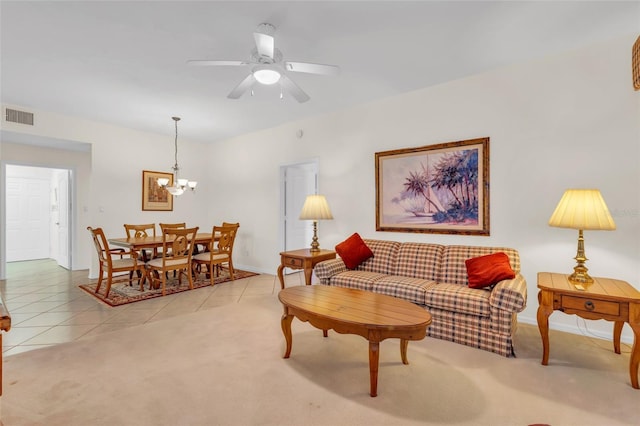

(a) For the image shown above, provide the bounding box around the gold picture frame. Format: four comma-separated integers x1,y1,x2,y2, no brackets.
142,170,173,211
375,137,490,235
633,35,640,91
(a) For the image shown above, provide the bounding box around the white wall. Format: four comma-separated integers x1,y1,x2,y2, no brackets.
207,34,640,342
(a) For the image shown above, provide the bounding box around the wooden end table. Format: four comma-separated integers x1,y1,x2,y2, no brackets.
279,285,432,397
537,272,640,389
277,248,336,289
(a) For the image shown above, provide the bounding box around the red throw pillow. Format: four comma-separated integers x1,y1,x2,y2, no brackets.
465,252,516,289
335,233,374,270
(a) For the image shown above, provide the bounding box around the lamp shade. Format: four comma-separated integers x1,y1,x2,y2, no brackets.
548,189,616,230
299,195,333,220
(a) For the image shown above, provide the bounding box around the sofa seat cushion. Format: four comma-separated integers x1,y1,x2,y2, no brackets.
330,271,387,292
371,276,438,305
425,283,491,317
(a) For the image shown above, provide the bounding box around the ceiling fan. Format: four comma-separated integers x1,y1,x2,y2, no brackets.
187,23,340,103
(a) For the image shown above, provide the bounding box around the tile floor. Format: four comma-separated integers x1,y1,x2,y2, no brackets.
0,259,304,356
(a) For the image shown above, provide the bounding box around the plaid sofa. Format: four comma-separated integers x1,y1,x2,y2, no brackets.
314,239,527,357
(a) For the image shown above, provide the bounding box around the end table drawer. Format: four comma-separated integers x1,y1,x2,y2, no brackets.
562,295,620,316
283,257,303,268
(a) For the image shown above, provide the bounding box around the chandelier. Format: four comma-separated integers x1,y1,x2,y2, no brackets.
157,116,197,196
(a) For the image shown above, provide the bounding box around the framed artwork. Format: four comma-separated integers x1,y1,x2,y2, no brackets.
142,170,173,211
375,137,490,235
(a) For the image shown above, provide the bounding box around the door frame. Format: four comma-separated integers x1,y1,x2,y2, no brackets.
0,162,74,279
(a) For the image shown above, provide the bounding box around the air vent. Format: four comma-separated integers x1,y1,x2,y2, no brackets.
5,108,34,125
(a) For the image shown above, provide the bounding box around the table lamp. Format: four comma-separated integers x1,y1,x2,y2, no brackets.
548,189,616,287
299,195,333,252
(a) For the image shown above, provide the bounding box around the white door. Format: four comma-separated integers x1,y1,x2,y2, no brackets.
6,176,50,261
55,170,71,269
282,162,317,252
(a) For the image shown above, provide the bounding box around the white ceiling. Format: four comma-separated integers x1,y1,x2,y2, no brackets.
1,1,638,145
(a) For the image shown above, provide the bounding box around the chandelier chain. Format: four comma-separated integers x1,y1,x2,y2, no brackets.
172,116,180,176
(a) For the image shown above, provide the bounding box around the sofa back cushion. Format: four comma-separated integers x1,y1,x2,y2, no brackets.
440,246,520,286
358,239,401,274
395,242,444,281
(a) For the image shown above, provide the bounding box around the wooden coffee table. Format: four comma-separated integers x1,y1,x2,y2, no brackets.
278,285,432,397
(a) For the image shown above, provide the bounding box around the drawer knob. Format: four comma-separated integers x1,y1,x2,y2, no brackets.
584,300,595,311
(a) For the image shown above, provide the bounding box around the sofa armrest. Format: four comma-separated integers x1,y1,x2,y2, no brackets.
489,274,527,313
314,258,348,285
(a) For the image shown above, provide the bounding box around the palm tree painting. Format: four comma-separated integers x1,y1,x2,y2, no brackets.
375,138,489,235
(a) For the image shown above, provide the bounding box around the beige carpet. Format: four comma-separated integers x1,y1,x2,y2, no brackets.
2,293,636,426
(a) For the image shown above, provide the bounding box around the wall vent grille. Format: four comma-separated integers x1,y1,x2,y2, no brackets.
5,108,34,125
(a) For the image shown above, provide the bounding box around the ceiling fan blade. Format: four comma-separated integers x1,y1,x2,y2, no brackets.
227,74,256,99
253,32,275,59
187,60,249,66
280,75,310,103
284,62,340,76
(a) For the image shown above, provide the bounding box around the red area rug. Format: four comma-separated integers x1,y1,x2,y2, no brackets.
79,268,258,307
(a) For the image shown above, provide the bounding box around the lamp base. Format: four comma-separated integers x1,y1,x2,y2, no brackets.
309,221,321,252
568,229,593,290
568,269,594,287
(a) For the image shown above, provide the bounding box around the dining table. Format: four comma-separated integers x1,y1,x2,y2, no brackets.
109,232,216,259
108,232,217,290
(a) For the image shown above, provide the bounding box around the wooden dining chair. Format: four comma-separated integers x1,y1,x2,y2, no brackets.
145,226,199,296
192,225,236,286
158,222,187,256
209,222,239,253
87,226,146,298
123,223,157,260
220,222,239,273
159,222,186,233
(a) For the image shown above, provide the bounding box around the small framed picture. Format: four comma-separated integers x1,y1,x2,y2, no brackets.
142,170,173,211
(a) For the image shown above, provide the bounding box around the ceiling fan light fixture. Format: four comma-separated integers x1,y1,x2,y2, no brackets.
189,23,338,102
253,65,281,85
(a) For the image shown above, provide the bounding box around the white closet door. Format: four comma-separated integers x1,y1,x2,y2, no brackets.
6,177,50,262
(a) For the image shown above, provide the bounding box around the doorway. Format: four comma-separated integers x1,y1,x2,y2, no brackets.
5,165,72,269
280,160,318,252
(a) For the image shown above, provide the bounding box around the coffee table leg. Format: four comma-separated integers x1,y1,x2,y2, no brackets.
369,341,379,397
400,339,409,364
281,312,294,358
